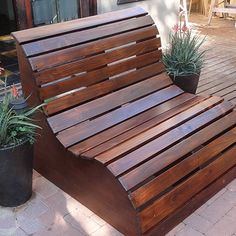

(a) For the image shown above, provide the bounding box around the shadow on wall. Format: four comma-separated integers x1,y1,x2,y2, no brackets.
97,0,179,47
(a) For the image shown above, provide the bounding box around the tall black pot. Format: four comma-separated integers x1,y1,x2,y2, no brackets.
9,97,28,114
170,74,200,94
0,140,33,207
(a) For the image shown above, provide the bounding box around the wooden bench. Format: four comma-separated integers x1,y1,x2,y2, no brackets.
12,7,236,236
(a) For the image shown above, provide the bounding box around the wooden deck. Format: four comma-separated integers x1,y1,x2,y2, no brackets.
191,14,236,105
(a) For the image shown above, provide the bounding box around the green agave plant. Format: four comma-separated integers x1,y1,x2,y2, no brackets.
163,26,206,79
0,68,43,148
0,97,43,148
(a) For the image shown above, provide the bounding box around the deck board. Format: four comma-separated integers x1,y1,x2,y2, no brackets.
192,14,236,106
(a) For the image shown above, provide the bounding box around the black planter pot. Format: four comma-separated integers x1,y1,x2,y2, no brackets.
170,74,200,94
9,98,28,114
0,140,33,207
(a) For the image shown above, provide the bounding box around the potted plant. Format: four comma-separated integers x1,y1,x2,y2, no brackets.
162,24,206,94
0,67,42,207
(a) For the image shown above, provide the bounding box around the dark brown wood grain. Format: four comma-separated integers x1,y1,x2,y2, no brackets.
12,6,147,43
39,51,162,100
23,15,154,56
12,7,236,236
69,93,198,156
47,74,173,133
121,111,236,192
35,36,159,83
57,84,179,148
130,127,236,208
139,146,236,233
102,97,226,166
79,95,207,158
31,26,159,72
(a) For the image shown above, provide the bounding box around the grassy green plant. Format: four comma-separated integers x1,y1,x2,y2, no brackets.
0,68,43,148
0,97,42,148
163,25,206,79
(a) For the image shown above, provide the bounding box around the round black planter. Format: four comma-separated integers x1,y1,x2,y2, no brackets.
9,98,28,113
0,140,33,207
170,74,200,94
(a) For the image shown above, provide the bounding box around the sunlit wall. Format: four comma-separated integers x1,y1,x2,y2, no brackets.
97,0,179,47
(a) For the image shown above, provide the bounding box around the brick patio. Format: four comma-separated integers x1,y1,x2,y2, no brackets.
0,171,236,236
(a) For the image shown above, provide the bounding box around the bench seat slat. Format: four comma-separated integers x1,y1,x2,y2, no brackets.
39,50,162,100
23,15,154,57
47,73,173,133
121,112,236,191
81,95,208,159
68,93,197,156
107,100,233,176
129,126,236,208
139,145,236,233
12,6,147,44
96,97,225,165
30,26,158,72
57,85,184,147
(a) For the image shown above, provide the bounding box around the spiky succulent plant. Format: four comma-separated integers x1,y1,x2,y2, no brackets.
163,24,206,79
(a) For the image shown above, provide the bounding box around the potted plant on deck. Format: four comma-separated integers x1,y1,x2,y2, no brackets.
0,67,42,207
163,24,206,94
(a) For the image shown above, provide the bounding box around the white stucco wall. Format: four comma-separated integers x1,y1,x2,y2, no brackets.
97,0,179,47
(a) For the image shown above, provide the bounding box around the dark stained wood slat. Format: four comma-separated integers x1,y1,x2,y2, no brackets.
129,126,236,208
39,50,162,100
47,73,173,133
139,146,236,233
57,85,183,148
44,62,165,115
12,7,147,44
35,37,161,86
82,95,208,159
30,26,158,72
23,15,154,56
146,166,236,236
107,100,233,176
97,97,224,165
120,111,236,191
69,93,198,156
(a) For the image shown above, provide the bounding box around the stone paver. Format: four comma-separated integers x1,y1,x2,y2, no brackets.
0,170,235,236
227,179,236,192
175,225,203,236
198,197,235,224
183,213,212,234
205,215,236,236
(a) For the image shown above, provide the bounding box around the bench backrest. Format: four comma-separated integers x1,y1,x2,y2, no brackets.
12,7,165,118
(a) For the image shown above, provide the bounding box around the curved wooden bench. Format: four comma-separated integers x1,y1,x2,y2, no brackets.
12,7,236,236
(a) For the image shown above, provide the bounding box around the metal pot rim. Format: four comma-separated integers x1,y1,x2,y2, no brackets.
0,138,30,151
